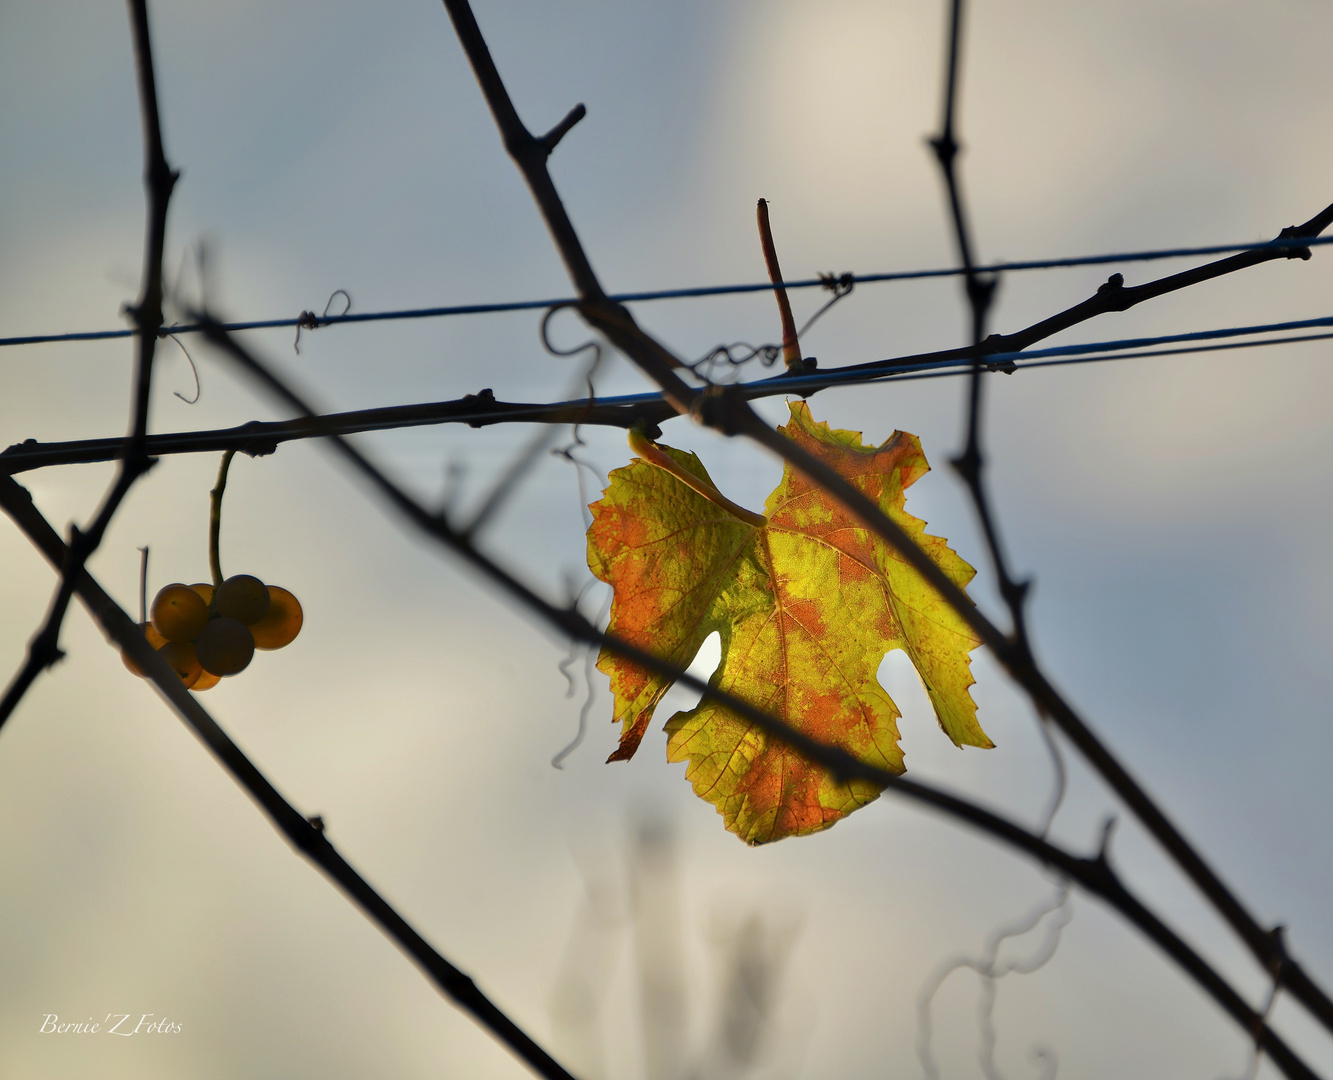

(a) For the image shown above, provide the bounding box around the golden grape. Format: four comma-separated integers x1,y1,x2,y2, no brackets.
250,586,303,650
190,670,221,692
215,574,270,625
121,621,167,677
151,584,209,642
195,618,255,676
158,640,202,688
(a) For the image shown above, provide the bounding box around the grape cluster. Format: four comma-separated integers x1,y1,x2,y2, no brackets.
123,574,303,691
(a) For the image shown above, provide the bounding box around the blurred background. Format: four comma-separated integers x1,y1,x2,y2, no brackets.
2,1,1333,1077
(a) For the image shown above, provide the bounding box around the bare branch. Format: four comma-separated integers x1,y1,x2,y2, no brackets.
0,391,666,474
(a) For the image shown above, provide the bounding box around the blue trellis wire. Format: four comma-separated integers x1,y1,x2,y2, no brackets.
2,235,1330,350
771,313,1333,391
447,313,1333,419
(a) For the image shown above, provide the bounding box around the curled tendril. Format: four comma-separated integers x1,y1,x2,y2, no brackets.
463,305,609,538
552,438,606,532
1034,717,1066,840
293,288,353,354
551,577,612,770
540,302,603,369
688,342,781,384
539,301,606,426
917,882,1072,1080
163,330,201,404
686,275,853,384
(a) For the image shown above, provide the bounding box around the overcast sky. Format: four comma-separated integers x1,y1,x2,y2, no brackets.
3,2,1333,1079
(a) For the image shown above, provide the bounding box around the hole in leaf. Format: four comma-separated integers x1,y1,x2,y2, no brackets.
878,648,934,730
657,631,722,719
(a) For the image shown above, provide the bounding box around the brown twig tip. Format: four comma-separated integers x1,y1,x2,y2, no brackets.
756,199,804,373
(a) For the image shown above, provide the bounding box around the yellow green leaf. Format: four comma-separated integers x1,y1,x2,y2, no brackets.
587,401,989,845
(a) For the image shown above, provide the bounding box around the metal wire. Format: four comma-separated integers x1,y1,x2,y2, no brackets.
3,235,1329,350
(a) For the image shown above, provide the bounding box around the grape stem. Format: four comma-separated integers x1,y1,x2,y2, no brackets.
137,545,149,625
209,449,235,587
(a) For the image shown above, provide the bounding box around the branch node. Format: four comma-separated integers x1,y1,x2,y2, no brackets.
630,413,663,440
690,384,748,437
1096,815,1119,864
949,445,982,487
35,641,67,671
967,273,997,312
928,133,959,167
463,387,496,428
1266,924,1290,978
1277,225,1315,259
238,417,279,459
537,103,587,156
1001,575,1032,611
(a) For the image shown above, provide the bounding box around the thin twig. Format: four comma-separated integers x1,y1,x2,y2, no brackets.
929,0,1027,661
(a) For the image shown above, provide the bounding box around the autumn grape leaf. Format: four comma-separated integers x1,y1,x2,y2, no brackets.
586,401,990,845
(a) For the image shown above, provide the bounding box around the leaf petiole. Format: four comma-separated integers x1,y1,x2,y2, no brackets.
627,427,766,527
